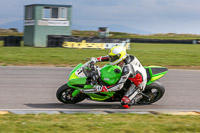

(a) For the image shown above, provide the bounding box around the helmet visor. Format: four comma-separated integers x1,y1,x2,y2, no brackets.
109,54,120,62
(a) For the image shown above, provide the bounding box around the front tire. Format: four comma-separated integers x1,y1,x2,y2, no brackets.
137,81,165,104
56,84,86,104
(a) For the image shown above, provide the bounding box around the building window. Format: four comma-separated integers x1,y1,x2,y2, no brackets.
44,7,51,18
60,7,67,19
52,8,59,18
26,6,33,20
43,7,67,20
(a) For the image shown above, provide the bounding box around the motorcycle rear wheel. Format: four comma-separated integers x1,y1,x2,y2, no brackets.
137,81,165,105
56,84,86,104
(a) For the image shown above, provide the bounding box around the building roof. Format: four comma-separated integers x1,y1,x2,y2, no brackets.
25,4,72,7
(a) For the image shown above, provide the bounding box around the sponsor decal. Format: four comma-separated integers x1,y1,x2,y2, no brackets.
62,40,130,49
62,40,105,49
38,20,70,26
104,78,110,81
24,20,35,26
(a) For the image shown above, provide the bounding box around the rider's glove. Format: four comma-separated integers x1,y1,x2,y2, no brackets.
94,85,108,92
90,57,98,64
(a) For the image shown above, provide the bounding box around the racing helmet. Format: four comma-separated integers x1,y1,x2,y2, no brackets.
108,46,127,65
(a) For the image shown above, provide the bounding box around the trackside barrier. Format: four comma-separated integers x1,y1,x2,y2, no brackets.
0,36,200,47
62,40,105,49
0,36,4,41
131,38,200,44
48,35,130,49
62,40,130,49
2,36,23,46
47,35,64,47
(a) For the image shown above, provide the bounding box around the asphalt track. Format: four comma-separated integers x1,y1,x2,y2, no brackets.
0,66,200,112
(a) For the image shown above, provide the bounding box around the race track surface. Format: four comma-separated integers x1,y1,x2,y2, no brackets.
0,66,200,111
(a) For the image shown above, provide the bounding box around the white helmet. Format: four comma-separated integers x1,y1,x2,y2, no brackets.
108,46,127,65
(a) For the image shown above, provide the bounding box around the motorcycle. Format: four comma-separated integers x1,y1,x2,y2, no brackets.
56,61,168,106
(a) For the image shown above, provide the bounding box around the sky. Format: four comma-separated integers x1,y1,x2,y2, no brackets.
1,0,200,34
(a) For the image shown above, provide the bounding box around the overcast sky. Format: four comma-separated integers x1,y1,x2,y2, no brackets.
1,0,200,34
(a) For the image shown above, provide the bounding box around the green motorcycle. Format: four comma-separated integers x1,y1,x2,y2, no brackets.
56,61,168,105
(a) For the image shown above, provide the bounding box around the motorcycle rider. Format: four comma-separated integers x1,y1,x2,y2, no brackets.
82,46,147,108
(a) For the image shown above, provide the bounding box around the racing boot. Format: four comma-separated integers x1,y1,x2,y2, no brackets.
121,86,143,109
121,94,143,108
121,96,132,109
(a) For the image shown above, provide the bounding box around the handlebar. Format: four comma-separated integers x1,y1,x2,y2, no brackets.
82,61,99,85
89,61,98,85
90,61,95,71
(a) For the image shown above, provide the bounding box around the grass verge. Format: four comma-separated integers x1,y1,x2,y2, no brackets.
0,113,200,133
0,43,200,68
0,41,4,47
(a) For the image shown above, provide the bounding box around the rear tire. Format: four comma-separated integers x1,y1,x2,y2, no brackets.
56,84,86,104
137,81,165,104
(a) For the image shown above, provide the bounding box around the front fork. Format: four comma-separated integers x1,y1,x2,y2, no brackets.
67,82,82,99
67,82,94,98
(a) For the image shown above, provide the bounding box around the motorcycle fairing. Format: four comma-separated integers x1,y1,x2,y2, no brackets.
68,63,84,81
68,64,168,101
67,64,116,101
145,66,168,85
86,92,115,101
68,79,116,101
100,64,122,85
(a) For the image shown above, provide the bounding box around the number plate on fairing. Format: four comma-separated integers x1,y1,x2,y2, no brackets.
75,68,86,78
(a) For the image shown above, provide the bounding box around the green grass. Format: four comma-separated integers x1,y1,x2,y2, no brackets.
0,41,4,47
0,46,107,66
131,43,200,66
0,113,199,133
0,43,200,67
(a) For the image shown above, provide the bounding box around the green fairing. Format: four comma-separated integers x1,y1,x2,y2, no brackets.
145,66,168,85
151,73,167,81
69,77,87,86
67,64,118,101
72,90,81,97
67,63,85,92
86,93,110,101
84,85,93,89
69,63,83,78
68,63,84,88
83,83,115,101
100,64,122,85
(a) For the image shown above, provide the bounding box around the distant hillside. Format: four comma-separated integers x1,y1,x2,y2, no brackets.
0,28,23,36
1,28,200,40
0,29,16,33
0,19,151,34
72,24,152,35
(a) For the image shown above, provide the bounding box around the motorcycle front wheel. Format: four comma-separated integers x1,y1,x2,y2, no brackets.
137,81,165,105
56,84,86,104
